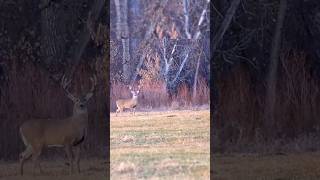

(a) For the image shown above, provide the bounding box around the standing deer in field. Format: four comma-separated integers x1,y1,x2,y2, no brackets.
116,85,141,115
19,74,97,176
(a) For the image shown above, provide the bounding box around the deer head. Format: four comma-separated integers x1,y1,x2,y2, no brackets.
129,85,140,99
61,74,97,114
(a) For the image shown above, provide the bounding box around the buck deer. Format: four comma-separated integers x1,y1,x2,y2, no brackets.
19,74,97,176
116,85,141,115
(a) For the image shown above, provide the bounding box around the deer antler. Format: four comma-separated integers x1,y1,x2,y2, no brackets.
84,74,97,100
87,11,96,40
61,75,79,103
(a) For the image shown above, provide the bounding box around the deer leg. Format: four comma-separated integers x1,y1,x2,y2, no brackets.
116,106,122,116
19,145,33,175
32,145,42,176
116,108,123,116
65,145,74,174
74,145,81,173
38,161,43,174
64,153,70,166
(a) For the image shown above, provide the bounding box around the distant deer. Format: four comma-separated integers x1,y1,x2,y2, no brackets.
19,74,97,176
116,85,141,115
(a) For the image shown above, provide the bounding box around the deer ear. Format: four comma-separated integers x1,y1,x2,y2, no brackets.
137,90,140,94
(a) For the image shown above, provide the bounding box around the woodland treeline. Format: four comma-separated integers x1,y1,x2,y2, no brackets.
110,0,210,111
0,0,108,159
212,0,320,153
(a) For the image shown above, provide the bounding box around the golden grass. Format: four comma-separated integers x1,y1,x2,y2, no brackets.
110,110,210,180
0,158,107,180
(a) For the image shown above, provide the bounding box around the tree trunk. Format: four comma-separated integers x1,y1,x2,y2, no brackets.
211,0,240,129
264,0,287,136
192,54,201,103
193,0,210,40
40,0,65,74
67,0,105,79
183,0,192,39
212,0,241,54
114,0,131,83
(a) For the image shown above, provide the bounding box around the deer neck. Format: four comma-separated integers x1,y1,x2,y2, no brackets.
72,109,88,124
132,95,138,100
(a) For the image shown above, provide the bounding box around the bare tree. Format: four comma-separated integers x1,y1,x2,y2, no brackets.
183,0,192,39
40,0,65,71
110,0,210,101
189,0,210,102
212,0,241,54
264,0,287,135
68,0,105,76
130,0,169,85
114,0,131,83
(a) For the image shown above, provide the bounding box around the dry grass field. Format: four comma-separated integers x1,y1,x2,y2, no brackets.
213,152,320,180
0,158,107,180
110,110,210,180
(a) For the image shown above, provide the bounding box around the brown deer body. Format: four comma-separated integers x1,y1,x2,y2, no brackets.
116,86,140,115
19,75,96,176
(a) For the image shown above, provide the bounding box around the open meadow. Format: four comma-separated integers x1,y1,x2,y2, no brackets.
110,110,210,179
213,152,320,180
0,158,107,180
